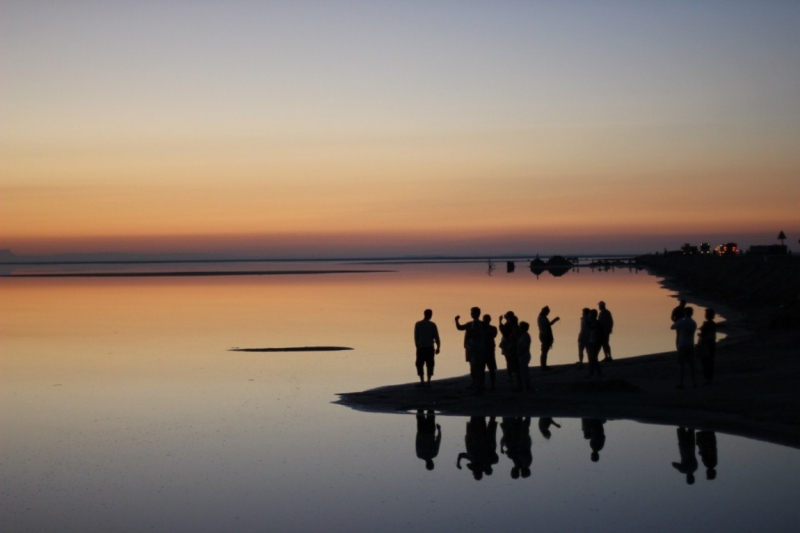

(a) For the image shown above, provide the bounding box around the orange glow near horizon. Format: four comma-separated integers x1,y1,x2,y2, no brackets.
2,3,799,257
3,134,798,256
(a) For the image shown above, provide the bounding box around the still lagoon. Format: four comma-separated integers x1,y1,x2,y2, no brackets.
2,261,799,532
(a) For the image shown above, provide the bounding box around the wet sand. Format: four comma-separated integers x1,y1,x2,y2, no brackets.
337,330,800,449
338,257,800,449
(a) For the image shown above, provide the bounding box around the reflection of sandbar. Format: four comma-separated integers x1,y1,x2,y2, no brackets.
5,269,392,278
231,346,353,352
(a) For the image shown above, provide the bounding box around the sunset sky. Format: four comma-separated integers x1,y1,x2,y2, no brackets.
2,1,799,258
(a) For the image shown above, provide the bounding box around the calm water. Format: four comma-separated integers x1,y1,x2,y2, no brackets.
2,262,798,532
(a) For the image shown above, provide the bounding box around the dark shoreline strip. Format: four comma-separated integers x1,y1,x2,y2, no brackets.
4,269,393,278
231,346,353,352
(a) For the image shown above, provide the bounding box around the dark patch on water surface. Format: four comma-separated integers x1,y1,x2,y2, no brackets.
230,346,353,353
566,379,640,393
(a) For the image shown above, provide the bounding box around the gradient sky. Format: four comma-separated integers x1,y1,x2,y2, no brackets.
2,1,799,257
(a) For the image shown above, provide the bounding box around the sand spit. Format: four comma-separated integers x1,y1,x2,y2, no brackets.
231,346,353,352
336,330,800,449
337,256,800,449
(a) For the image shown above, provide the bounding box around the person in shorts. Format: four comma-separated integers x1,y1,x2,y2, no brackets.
414,309,440,387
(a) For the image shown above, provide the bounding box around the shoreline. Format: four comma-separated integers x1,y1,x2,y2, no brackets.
337,258,800,450
336,330,800,449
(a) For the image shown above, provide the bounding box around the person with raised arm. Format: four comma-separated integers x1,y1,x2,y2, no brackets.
456,307,486,394
499,311,520,381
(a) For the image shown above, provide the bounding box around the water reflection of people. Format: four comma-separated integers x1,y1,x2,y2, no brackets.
500,417,532,479
456,416,499,480
581,419,606,462
696,430,717,480
416,410,441,471
538,417,561,439
672,427,698,484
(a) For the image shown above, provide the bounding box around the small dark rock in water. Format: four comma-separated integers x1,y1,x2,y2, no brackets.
230,346,353,353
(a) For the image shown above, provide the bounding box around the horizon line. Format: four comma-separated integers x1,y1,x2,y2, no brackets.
0,251,645,266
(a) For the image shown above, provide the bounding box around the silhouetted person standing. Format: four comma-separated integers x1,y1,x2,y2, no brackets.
414,309,440,387
672,427,698,484
517,321,532,391
696,430,718,480
499,311,520,381
482,314,498,391
577,308,590,365
671,299,687,348
671,299,687,323
537,306,560,370
456,307,486,394
415,409,441,471
586,309,603,379
697,308,717,385
598,301,614,361
671,307,697,389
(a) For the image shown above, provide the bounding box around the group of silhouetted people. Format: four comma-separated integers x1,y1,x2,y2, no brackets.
415,297,718,391
671,299,717,388
414,302,618,392
577,301,614,379
455,306,567,393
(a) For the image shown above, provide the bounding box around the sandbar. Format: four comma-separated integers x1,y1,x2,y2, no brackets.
337,256,800,449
